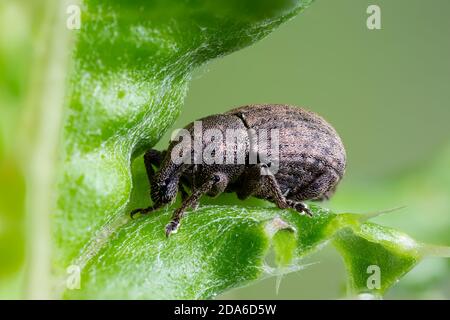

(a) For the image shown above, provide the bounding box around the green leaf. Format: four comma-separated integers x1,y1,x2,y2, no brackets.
63,168,447,300
50,0,449,300
333,223,422,297
330,144,450,298
60,156,449,299
52,0,314,298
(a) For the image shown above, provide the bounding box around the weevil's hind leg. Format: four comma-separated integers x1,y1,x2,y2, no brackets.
130,149,167,219
261,166,312,217
235,164,261,200
165,174,227,237
285,199,312,217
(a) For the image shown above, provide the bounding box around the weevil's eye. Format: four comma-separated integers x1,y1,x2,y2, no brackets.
164,178,170,185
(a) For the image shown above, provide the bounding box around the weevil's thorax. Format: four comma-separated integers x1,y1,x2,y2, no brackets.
171,113,250,190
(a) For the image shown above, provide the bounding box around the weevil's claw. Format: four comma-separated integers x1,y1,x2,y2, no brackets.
303,205,313,217
287,200,313,217
130,206,153,219
165,220,179,237
297,203,313,217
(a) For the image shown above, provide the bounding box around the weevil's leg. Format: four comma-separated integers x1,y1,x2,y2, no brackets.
130,149,167,219
262,166,312,217
130,205,158,219
285,199,312,217
235,164,261,200
165,174,226,237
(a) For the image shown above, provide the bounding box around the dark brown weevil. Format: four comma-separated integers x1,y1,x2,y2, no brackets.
131,104,346,237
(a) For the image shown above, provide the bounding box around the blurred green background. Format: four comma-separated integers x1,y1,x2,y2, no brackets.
1,0,449,299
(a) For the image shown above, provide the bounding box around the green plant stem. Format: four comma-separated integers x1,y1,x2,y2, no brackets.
24,0,74,299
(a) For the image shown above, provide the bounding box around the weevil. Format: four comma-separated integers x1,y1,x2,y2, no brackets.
131,104,346,236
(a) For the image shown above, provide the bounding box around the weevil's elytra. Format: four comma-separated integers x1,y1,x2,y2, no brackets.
130,104,346,237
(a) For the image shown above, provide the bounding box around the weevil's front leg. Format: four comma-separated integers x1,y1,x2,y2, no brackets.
130,149,167,219
130,205,158,219
165,174,225,237
262,166,312,217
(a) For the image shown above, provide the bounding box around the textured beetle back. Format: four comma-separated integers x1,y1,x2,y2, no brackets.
227,104,346,178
